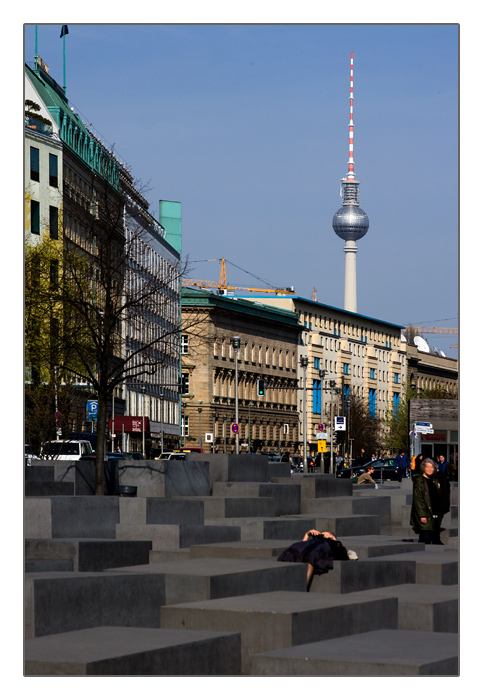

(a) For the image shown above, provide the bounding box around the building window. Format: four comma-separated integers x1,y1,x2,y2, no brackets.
31,200,40,234
369,388,376,418
181,415,189,437
49,260,59,289
181,373,189,394
314,357,320,370
49,153,58,188
30,147,39,181
370,368,376,380
312,379,321,413
393,392,400,416
394,372,400,384
181,335,189,354
343,363,350,375
49,206,59,240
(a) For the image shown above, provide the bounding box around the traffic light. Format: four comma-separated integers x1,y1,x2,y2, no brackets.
257,378,265,396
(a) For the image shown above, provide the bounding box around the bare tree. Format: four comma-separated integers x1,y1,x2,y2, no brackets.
25,173,206,494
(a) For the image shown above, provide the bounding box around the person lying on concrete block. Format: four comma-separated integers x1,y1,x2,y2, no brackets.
277,529,358,591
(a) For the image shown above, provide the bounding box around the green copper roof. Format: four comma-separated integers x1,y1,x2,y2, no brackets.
181,288,300,327
25,63,119,190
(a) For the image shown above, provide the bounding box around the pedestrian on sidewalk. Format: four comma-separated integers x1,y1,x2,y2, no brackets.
395,449,410,478
410,457,444,544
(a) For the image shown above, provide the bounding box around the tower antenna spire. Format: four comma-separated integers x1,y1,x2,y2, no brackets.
347,51,355,180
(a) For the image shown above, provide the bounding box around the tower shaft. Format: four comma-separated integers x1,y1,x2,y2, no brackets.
344,240,358,313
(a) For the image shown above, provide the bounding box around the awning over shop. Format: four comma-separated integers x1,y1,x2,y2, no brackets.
108,416,150,433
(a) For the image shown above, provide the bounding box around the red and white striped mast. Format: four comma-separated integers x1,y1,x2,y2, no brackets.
347,51,355,180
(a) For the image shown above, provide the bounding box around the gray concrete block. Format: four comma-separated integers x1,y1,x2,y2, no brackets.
335,535,425,559
370,584,459,633
179,524,241,548
373,551,459,586
26,558,74,573
249,629,458,675
187,453,270,486
106,557,307,605
149,549,191,563
301,495,391,526
146,498,205,525
24,498,52,539
51,497,120,538
161,590,398,673
203,516,317,541
171,495,278,519
25,538,152,572
275,474,353,499
25,482,75,496
116,523,180,550
26,497,122,540
282,512,380,537
189,539,292,560
24,626,242,676
310,558,416,594
25,571,167,638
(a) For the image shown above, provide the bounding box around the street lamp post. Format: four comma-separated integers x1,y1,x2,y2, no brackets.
230,336,241,455
300,355,309,473
212,411,216,453
197,406,202,448
223,414,227,453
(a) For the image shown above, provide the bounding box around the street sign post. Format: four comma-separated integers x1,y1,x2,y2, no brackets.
334,416,346,431
87,400,98,421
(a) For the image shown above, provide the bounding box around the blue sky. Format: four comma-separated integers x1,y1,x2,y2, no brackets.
23,23,458,357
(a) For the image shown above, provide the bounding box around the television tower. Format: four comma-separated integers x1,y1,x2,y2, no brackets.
332,52,369,313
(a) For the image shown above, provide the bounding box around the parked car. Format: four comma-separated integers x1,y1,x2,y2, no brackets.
336,458,403,482
42,439,94,461
123,451,143,460
268,454,282,462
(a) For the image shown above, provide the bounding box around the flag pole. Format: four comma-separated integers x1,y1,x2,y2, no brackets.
63,31,66,92
35,25,38,69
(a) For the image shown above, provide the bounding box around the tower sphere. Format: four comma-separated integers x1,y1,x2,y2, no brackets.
332,204,369,241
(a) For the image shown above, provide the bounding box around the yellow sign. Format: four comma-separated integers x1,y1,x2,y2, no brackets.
317,440,327,453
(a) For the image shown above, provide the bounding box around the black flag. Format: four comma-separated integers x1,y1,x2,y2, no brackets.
60,25,69,38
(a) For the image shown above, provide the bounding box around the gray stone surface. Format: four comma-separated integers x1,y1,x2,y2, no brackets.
106,557,307,605
160,589,398,673
25,538,152,572
24,626,241,676
310,558,416,594
248,629,459,676
22,460,459,676
25,571,167,638
301,494,392,525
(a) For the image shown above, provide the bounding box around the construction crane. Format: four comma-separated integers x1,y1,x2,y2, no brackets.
406,327,458,335
182,258,296,295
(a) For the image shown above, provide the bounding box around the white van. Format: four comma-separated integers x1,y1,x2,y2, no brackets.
42,439,94,460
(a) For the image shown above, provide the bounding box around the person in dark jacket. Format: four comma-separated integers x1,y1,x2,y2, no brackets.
410,458,443,544
395,449,410,478
278,529,350,591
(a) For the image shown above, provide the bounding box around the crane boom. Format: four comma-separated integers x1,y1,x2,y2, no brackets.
182,258,295,295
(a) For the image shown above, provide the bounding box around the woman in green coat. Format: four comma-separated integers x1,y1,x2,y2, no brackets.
410,458,443,544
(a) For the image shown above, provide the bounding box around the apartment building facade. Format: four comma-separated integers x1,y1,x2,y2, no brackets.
180,289,301,454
